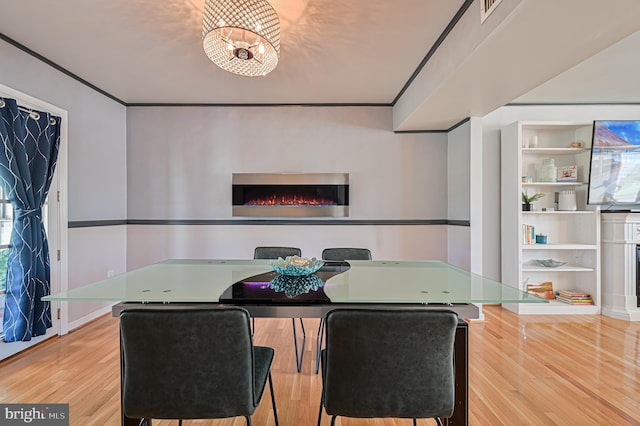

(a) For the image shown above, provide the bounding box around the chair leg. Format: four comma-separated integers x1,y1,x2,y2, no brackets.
179,420,183,426
245,415,252,426
268,371,279,426
251,317,255,337
292,318,306,373
315,318,325,374
330,415,338,426
435,418,444,426
413,419,417,426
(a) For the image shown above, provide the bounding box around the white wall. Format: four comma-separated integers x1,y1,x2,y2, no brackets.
482,104,640,281
68,226,126,321
0,40,128,324
126,106,450,265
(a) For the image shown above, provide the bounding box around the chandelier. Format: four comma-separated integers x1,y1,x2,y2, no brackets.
202,0,281,77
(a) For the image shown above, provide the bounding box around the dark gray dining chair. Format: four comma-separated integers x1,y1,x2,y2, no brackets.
254,246,307,373
120,307,279,426
321,247,372,261
318,309,458,426
254,246,302,260
314,247,373,373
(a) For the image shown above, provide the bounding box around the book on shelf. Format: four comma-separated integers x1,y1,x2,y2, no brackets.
522,224,535,245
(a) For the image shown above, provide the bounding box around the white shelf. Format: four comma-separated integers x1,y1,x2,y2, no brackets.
522,265,594,272
517,122,592,131
522,148,589,155
510,300,600,315
521,243,597,250
522,182,586,186
522,211,594,215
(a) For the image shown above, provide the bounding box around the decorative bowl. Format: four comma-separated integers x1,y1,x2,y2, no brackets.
534,259,567,268
269,256,324,276
269,274,324,298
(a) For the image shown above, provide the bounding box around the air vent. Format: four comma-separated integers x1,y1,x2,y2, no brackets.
481,0,503,23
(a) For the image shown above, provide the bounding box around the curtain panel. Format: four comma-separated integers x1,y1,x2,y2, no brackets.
0,97,61,342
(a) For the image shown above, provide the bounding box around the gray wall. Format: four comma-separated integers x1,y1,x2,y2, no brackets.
447,120,472,269
126,106,447,220
448,121,471,221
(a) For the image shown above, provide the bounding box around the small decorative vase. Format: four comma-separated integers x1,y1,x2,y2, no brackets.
558,190,577,211
522,203,532,211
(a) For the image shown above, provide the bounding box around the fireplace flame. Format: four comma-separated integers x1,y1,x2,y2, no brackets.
246,194,337,206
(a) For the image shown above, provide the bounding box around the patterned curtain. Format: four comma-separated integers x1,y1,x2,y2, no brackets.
0,97,61,342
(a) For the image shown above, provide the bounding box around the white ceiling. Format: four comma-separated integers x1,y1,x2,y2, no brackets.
1,0,640,130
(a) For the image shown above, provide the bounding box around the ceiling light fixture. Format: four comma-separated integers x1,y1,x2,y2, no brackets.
202,0,281,77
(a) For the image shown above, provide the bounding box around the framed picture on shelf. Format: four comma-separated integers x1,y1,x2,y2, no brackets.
558,165,577,182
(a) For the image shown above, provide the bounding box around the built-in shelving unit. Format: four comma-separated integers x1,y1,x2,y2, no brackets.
501,121,601,315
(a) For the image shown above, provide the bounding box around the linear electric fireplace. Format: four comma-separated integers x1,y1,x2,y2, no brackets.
232,173,349,217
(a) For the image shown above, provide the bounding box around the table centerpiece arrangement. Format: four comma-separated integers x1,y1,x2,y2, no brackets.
268,255,325,297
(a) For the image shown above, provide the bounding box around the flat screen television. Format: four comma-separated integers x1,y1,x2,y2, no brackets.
587,120,640,208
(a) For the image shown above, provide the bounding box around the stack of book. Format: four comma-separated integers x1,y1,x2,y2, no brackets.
556,289,593,305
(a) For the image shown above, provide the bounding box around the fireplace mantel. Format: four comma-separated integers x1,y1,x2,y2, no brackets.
602,213,640,321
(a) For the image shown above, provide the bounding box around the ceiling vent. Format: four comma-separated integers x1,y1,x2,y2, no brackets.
481,0,503,23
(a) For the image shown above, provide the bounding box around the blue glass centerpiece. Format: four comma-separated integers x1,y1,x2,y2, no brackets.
269,255,324,276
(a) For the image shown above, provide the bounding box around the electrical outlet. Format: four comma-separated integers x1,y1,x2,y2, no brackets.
107,269,115,278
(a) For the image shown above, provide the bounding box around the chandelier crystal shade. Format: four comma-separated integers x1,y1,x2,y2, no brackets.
202,0,280,77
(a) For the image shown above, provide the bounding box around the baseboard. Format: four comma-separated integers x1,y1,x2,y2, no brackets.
67,304,116,332
601,306,640,322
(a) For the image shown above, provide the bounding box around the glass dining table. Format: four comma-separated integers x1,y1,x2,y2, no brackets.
45,258,546,426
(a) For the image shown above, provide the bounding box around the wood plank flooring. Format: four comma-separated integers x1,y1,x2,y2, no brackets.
1,305,640,425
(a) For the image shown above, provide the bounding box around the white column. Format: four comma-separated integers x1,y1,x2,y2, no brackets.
601,213,640,321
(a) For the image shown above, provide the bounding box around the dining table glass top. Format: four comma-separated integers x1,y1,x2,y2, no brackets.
44,259,546,305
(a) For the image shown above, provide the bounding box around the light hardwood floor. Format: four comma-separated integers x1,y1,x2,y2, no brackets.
1,305,640,425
